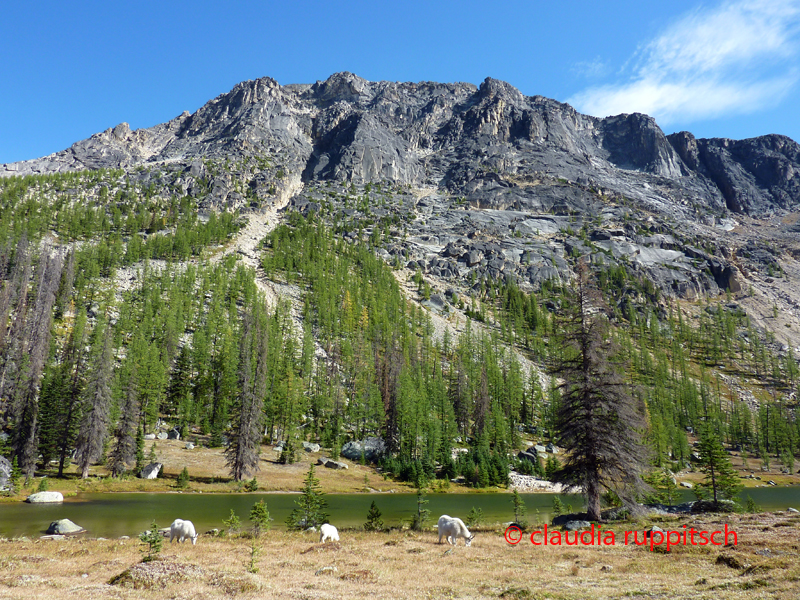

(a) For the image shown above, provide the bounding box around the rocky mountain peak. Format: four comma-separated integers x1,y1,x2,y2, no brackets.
1,72,798,219
309,71,370,104
477,77,525,105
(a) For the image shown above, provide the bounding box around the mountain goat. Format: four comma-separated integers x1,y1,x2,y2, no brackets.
319,523,339,543
437,515,474,546
169,519,198,545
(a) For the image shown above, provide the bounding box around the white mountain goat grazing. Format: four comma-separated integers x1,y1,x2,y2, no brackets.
437,515,474,546
319,523,339,543
169,519,198,545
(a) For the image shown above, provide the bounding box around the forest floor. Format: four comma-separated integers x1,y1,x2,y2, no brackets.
2,512,800,599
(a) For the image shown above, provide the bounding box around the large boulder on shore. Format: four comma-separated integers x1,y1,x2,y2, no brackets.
340,437,386,462
26,491,64,503
46,519,85,534
140,463,163,479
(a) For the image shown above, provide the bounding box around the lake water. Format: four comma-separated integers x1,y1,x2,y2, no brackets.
2,487,799,538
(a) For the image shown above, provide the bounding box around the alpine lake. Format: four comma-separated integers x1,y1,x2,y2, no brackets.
2,487,800,539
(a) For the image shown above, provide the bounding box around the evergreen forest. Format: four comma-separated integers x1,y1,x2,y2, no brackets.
1,168,798,494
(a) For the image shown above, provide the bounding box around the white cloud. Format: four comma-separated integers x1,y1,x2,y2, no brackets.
569,0,800,125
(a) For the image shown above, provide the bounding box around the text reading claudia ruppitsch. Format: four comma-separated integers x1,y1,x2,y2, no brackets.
504,524,737,552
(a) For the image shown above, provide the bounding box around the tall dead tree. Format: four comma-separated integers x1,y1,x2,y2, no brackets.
549,261,649,521
75,320,114,479
226,302,268,481
8,248,63,478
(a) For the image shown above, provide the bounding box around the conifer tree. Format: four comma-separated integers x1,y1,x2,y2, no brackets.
9,250,63,478
286,464,329,529
364,500,385,531
549,261,649,521
695,424,742,504
75,320,114,478
226,304,268,481
108,357,140,477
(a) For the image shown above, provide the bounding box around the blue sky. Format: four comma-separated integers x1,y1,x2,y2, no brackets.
2,0,799,164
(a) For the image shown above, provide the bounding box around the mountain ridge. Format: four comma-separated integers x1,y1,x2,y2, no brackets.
3,72,798,217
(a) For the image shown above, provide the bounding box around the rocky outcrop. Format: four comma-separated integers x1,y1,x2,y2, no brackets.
668,132,800,214
26,491,64,503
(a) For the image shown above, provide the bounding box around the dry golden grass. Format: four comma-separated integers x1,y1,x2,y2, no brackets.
2,512,800,599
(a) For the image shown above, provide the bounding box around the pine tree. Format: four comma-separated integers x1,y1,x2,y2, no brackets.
411,478,430,531
226,304,268,481
108,357,140,477
176,466,190,489
695,424,742,504
549,261,649,521
250,499,271,536
286,464,329,529
364,500,385,531
512,489,528,528
75,320,114,478
139,521,163,562
8,250,63,478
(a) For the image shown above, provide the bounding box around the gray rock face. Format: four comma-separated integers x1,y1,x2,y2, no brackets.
0,456,10,491
140,463,163,479
46,519,85,534
318,457,348,470
4,73,797,219
668,132,800,213
26,491,64,503
340,437,387,462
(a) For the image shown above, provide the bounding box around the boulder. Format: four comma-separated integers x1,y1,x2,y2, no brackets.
679,481,693,488
302,442,321,453
167,428,181,440
26,491,64,503
0,455,11,491
787,507,799,513
157,432,168,440
140,463,163,479
185,442,195,450
466,250,483,267
144,434,156,440
563,520,592,531
517,449,539,464
534,445,547,454
46,519,85,535
691,499,737,513
546,443,559,454
340,437,387,462
318,457,348,470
